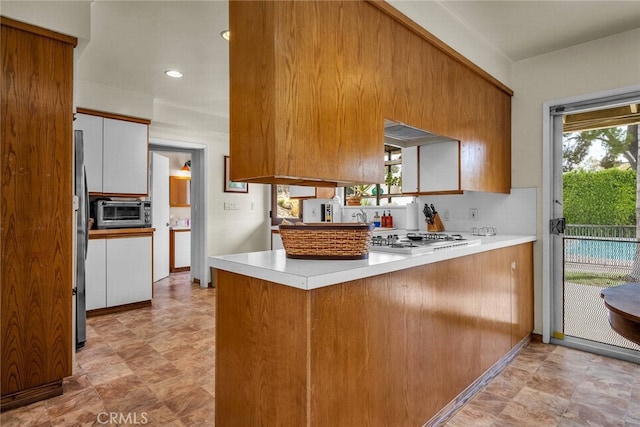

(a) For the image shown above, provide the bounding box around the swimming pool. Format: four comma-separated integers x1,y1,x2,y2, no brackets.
564,238,636,262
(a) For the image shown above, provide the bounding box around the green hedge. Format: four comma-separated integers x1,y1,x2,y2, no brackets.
563,168,636,225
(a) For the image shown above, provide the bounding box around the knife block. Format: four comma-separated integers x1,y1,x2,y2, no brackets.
427,213,445,232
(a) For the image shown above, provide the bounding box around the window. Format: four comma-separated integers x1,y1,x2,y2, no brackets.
344,145,412,206
271,185,303,225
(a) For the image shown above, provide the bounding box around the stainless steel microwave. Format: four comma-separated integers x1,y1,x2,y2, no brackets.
94,200,152,229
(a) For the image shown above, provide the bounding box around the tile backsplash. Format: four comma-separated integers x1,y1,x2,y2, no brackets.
416,187,537,235
303,187,537,235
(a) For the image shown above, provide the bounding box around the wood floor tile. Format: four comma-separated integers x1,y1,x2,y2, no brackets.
562,401,626,427
0,401,50,427
163,386,213,418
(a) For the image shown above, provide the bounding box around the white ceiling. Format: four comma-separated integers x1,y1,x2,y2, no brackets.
438,0,640,61
77,1,640,120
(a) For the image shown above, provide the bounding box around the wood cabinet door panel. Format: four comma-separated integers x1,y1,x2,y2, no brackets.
1,18,74,398
169,176,190,207
511,243,534,345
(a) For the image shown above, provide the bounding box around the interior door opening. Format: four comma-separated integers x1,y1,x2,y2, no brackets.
149,138,208,287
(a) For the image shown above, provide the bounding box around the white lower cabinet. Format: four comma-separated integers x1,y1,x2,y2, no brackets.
173,230,191,269
86,235,152,311
106,236,153,306
86,239,107,310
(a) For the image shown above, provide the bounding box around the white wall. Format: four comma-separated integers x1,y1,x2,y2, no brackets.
0,1,91,46
510,28,640,334
149,102,271,256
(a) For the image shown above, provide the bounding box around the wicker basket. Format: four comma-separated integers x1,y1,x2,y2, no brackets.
279,223,375,259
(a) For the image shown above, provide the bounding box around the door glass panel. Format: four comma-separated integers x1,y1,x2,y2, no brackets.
555,105,640,353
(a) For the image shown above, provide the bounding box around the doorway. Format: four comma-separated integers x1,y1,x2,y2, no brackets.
544,88,640,362
149,138,209,287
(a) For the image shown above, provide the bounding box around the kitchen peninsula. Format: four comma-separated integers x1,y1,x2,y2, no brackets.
209,233,535,426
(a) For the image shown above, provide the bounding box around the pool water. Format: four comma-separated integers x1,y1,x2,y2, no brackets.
565,238,636,261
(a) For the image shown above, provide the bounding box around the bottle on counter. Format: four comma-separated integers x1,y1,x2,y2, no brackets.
373,211,381,227
387,210,394,228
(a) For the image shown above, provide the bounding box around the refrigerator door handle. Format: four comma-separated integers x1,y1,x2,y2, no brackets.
84,166,89,259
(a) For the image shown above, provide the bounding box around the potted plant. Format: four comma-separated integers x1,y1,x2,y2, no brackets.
385,172,401,194
346,184,372,206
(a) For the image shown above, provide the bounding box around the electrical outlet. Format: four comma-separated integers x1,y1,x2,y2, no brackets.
444,209,450,220
311,208,317,217
469,208,478,221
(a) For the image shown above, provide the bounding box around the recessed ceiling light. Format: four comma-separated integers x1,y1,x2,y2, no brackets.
165,70,183,78
220,30,230,41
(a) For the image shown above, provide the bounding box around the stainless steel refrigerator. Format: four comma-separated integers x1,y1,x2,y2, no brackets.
75,130,88,350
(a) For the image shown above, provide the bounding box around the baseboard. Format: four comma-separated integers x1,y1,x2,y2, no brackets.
86,300,151,318
423,334,532,427
1,380,63,412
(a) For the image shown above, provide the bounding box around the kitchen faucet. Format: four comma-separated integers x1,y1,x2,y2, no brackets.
352,209,368,223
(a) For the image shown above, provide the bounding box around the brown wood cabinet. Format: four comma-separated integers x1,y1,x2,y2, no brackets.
229,0,512,193
169,176,191,207
215,243,533,425
1,17,77,411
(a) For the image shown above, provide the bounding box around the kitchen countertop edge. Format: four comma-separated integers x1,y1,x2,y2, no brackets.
209,234,536,290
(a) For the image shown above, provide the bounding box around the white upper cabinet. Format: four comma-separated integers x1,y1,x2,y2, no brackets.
75,111,149,195
401,146,419,193
75,113,104,193
419,141,460,193
103,118,148,195
289,185,317,198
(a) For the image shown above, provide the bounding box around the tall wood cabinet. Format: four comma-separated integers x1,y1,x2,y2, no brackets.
1,17,77,411
229,0,513,193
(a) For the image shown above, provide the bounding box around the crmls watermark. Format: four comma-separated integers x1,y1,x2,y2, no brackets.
97,412,149,425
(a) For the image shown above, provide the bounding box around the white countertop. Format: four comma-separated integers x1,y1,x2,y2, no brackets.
209,233,536,290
